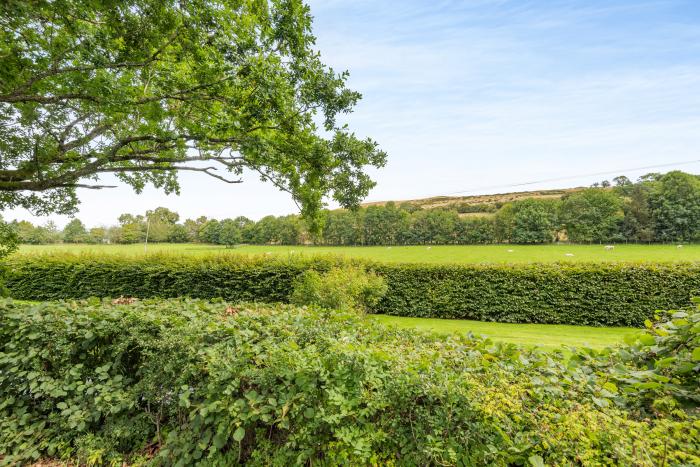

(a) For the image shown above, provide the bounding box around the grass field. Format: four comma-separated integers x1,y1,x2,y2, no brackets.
373,315,640,349
17,242,700,264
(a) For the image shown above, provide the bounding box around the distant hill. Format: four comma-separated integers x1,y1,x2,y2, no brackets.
362,187,588,213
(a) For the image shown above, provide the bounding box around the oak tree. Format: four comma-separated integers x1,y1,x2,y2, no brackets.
0,0,386,228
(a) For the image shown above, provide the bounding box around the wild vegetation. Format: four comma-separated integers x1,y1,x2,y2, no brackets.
1,298,698,465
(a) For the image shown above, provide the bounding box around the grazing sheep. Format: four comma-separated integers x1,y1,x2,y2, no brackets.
604,245,615,250
507,249,514,253
426,246,432,250
565,253,575,257
678,244,684,249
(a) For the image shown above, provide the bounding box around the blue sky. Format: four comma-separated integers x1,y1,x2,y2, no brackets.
7,0,700,227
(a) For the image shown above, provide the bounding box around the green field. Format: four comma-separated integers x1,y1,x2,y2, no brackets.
373,315,640,349
12,242,668,349
17,242,700,264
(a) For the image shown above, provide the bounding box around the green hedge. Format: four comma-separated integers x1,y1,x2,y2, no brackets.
1,299,698,465
373,262,700,326
6,253,700,326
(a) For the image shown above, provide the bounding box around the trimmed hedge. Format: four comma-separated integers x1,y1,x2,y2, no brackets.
1,299,698,465
374,262,700,326
6,253,700,326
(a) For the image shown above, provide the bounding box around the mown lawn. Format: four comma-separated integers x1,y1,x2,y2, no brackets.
372,315,641,349
17,242,700,264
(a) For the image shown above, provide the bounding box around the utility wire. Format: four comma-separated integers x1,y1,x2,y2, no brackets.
426,158,700,198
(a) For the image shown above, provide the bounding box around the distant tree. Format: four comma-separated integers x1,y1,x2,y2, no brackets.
560,189,623,243
322,210,361,245
218,219,242,247
600,180,611,188
649,171,700,242
144,207,179,243
167,224,191,243
88,227,106,244
199,220,222,244
613,175,632,187
276,215,303,245
116,214,145,244
12,220,35,243
409,210,458,244
457,217,496,244
364,205,408,245
250,216,280,244
184,217,208,243
493,203,515,243
62,219,88,243
621,183,654,242
496,199,559,244
639,173,662,183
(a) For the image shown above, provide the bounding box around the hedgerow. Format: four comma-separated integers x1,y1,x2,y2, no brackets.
0,299,698,465
6,253,700,326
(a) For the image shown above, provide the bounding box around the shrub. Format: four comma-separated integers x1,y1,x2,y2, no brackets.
585,298,700,414
6,253,700,326
0,299,697,465
290,266,387,313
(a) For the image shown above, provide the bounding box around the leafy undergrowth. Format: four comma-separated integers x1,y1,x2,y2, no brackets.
0,299,698,466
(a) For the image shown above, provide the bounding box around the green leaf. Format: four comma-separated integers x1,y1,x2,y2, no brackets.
232,427,245,442
529,454,545,467
638,334,656,346
692,346,700,362
213,433,226,450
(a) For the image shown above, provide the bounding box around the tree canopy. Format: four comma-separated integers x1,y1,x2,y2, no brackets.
0,0,386,226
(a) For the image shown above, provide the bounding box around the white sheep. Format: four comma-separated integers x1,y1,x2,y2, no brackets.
677,244,684,249
507,249,514,253
604,245,615,250
565,253,575,257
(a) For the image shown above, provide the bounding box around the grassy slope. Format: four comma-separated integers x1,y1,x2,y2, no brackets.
17,242,700,264
373,315,640,349
361,187,585,209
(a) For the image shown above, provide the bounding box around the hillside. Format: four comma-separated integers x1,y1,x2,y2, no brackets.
362,187,587,210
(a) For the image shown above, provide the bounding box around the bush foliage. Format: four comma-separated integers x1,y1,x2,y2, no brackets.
0,299,698,465
7,254,700,326
290,266,387,313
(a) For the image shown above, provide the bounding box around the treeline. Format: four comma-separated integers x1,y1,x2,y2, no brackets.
8,170,700,245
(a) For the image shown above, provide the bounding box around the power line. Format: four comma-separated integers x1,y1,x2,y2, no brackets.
432,158,700,198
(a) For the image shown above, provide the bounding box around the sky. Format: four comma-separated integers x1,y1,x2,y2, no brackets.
5,0,700,227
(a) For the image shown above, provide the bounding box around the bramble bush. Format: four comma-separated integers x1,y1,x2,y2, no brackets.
290,266,387,313
6,253,700,326
0,299,700,466
0,298,698,465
